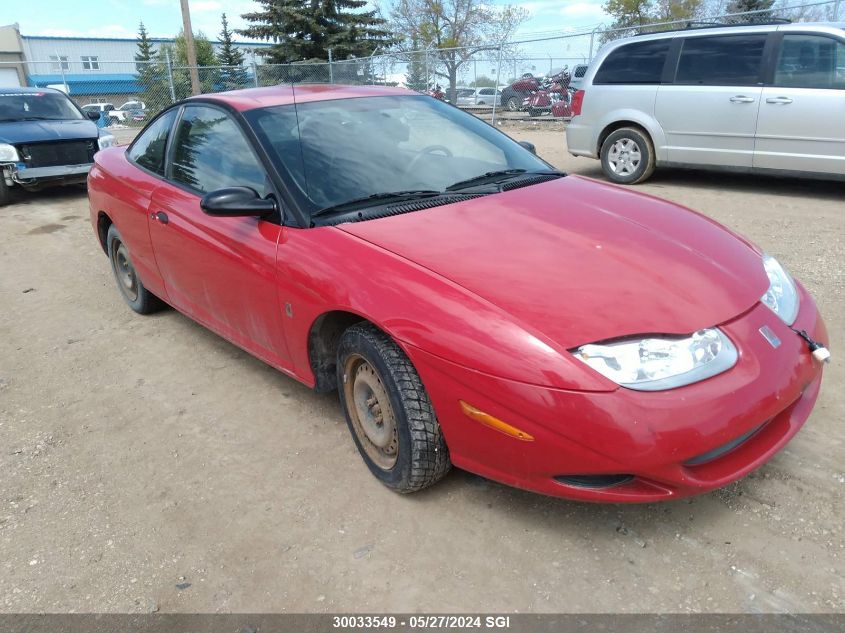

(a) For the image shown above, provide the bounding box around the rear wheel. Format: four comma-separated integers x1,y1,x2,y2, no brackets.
600,127,656,185
337,323,450,493
107,225,163,314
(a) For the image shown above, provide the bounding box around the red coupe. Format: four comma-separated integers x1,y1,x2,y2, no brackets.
87,85,829,502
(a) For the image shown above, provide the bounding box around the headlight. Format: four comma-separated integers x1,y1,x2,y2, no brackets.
572,328,737,391
97,133,116,150
0,143,19,163
760,255,799,325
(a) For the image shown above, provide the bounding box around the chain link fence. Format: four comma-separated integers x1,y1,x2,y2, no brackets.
1,0,841,130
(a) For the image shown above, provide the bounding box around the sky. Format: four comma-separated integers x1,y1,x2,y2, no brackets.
3,0,610,42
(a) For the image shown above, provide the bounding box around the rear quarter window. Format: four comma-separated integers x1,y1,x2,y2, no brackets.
593,39,672,84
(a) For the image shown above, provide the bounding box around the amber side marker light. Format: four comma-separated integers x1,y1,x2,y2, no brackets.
459,400,534,441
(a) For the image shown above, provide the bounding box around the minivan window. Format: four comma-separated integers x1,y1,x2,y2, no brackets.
675,34,768,85
774,34,845,89
593,39,671,84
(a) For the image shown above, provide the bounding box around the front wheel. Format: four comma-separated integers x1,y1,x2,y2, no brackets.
600,127,656,185
0,176,10,207
506,96,520,111
337,323,451,493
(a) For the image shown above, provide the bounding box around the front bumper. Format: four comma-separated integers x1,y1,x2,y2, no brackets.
6,162,92,183
405,286,827,502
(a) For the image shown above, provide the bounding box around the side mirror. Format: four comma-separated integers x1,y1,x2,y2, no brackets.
86,110,101,121
200,187,277,218
518,140,536,155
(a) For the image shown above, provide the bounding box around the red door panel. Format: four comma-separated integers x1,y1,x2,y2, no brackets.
148,182,292,372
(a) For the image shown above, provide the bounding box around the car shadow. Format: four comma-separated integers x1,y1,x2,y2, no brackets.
568,165,844,202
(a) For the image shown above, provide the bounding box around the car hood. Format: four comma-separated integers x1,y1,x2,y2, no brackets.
0,119,98,144
338,176,769,350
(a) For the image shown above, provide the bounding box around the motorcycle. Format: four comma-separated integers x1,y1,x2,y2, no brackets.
426,84,446,101
522,68,573,117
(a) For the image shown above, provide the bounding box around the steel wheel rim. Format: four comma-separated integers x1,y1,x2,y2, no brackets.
607,138,642,176
112,241,138,302
507,97,519,111
343,354,399,470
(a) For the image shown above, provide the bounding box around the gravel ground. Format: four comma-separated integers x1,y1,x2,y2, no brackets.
0,126,842,614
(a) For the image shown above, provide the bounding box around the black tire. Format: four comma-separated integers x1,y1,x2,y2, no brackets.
106,224,163,314
506,96,520,111
600,127,656,185
0,176,11,207
529,108,540,117
337,323,450,493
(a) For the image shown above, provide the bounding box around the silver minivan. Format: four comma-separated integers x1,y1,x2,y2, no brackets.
566,22,845,184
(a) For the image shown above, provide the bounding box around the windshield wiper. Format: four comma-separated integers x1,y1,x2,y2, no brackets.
311,190,443,218
445,169,564,191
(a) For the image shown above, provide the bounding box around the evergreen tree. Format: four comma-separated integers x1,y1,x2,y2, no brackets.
404,39,427,91
238,0,395,64
135,22,161,110
217,13,249,89
726,0,775,20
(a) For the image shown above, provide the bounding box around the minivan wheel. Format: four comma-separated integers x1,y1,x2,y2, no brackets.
337,323,451,493
600,127,655,185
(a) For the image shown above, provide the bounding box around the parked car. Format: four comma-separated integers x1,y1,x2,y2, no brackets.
88,84,828,502
455,87,501,108
117,100,146,112
569,63,589,91
500,74,540,111
82,102,128,123
0,87,115,205
567,21,845,184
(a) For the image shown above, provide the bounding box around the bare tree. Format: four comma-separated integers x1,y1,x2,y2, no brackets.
390,0,528,102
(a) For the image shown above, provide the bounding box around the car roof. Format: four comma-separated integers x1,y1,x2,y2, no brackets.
0,86,66,95
599,21,845,51
192,83,415,112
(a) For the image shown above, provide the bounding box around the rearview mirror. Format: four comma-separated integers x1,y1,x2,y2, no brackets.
518,141,536,155
86,110,101,121
200,187,277,218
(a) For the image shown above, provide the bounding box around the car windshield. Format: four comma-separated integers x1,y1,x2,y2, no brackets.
244,95,551,214
0,92,83,122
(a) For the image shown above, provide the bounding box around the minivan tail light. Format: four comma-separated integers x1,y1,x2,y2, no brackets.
571,90,585,116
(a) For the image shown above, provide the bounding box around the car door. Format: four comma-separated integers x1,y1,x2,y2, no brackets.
754,32,845,175
655,33,769,167
148,103,292,370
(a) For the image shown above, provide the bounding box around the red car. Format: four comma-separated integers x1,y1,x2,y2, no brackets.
88,85,829,502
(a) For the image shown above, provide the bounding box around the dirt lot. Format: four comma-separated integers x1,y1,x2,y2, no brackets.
0,126,842,614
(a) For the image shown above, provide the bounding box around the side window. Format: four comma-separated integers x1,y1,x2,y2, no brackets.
675,34,768,86
127,109,177,175
171,105,267,195
774,34,845,89
593,39,671,84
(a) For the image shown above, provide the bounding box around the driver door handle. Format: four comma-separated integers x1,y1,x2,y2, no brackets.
151,211,169,224
729,95,756,103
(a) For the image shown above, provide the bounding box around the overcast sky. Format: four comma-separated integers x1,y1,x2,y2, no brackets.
4,0,610,42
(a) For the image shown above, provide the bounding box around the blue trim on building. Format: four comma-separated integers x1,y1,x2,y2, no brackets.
27,73,141,95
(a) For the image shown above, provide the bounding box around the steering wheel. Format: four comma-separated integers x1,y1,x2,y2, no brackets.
405,144,453,175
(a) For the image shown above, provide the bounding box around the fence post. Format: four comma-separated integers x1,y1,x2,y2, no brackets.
54,50,67,93
252,59,259,87
165,50,177,103
328,48,334,83
491,42,504,125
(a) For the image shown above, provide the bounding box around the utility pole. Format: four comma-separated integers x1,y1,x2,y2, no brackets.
180,0,202,95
